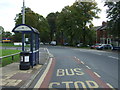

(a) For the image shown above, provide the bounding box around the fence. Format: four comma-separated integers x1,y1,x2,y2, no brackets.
0,52,20,61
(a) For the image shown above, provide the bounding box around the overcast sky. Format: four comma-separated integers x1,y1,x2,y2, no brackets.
0,0,108,32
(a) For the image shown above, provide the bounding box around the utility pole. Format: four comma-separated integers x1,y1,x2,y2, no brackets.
22,0,25,24
22,0,25,51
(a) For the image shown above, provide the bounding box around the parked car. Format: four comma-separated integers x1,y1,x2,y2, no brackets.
90,44,101,49
90,45,96,49
112,46,120,51
96,44,113,50
64,43,69,46
76,43,83,47
50,41,56,46
77,43,80,47
44,42,49,45
40,42,44,45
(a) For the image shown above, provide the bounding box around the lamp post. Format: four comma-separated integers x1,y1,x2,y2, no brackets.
22,0,26,51
22,0,25,24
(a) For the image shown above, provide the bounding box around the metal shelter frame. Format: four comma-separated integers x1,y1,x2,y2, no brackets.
12,24,40,67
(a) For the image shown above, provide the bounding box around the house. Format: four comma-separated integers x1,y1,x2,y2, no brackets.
95,21,112,44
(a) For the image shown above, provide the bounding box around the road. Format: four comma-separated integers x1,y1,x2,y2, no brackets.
30,46,119,89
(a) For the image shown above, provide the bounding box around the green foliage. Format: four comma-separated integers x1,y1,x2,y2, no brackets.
0,26,4,41
12,33,22,42
14,8,50,43
13,2,100,45
2,32,12,38
0,27,12,39
105,1,120,38
56,1,100,46
46,12,59,41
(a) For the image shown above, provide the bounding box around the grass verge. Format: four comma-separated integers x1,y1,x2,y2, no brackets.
0,43,30,47
0,49,21,67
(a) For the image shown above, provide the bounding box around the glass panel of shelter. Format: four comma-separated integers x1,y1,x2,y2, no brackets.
24,33,31,52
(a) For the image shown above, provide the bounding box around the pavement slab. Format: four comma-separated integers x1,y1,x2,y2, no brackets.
0,47,49,89
0,62,42,88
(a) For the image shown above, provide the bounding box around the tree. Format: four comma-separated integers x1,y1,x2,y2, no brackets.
11,33,22,42
14,8,50,42
0,26,4,33
105,1,120,38
0,26,4,42
46,12,59,41
56,1,100,46
2,31,12,38
0,26,12,39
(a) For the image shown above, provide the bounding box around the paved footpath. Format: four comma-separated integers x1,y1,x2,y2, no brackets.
0,63,42,89
0,48,49,89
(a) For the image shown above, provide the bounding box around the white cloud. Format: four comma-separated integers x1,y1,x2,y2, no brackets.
0,0,75,32
25,0,75,17
92,0,108,26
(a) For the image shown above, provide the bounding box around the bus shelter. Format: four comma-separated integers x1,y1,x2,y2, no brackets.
12,24,40,70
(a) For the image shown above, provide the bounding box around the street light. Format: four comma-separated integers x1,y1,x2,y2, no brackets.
21,0,26,51
22,0,25,24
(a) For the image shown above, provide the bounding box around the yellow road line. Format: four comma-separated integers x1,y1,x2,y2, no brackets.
34,58,53,88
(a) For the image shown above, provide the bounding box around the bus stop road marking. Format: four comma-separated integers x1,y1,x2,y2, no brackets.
73,56,115,89
85,69,111,88
106,83,116,90
93,72,101,78
73,56,84,64
85,65,91,69
108,56,118,60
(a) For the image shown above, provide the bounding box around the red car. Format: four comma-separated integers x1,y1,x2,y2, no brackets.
91,44,101,49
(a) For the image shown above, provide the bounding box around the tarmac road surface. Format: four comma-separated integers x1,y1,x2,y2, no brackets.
30,46,119,89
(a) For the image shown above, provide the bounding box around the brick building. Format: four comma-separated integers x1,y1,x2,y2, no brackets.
96,22,112,44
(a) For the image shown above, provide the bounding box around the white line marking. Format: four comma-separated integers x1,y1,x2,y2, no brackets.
96,53,102,55
108,56,118,59
46,48,51,55
34,58,53,88
81,61,84,64
86,66,91,69
74,56,76,59
94,72,101,78
106,83,115,90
